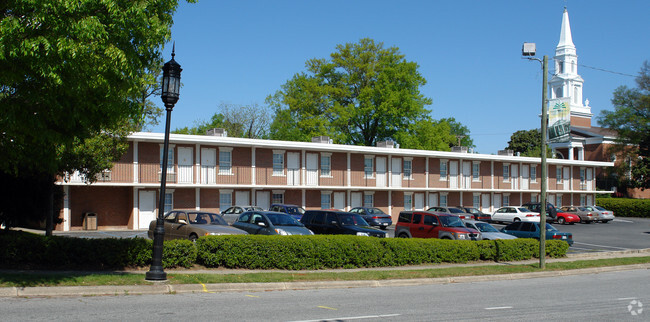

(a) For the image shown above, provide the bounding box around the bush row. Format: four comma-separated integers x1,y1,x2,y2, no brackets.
0,231,568,270
596,198,650,218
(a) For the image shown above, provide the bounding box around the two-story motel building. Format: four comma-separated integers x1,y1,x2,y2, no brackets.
56,131,613,231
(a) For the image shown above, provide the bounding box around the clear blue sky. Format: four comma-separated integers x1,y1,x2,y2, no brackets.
151,0,649,154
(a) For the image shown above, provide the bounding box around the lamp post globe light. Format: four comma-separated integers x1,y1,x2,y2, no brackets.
522,42,548,269
146,45,182,281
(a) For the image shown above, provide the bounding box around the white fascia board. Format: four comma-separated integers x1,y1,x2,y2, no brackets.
128,132,613,168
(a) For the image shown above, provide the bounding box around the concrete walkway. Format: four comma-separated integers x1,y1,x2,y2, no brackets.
1,248,648,298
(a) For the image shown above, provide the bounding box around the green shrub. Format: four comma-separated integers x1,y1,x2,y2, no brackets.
0,231,569,271
596,198,650,218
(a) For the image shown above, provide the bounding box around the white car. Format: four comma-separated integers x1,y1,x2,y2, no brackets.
491,206,541,223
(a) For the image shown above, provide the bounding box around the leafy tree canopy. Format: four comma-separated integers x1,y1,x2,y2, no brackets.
395,117,473,151
598,61,650,189
505,129,552,157
267,38,434,147
0,0,194,179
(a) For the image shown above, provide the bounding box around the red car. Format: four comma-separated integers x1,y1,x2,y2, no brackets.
553,211,580,225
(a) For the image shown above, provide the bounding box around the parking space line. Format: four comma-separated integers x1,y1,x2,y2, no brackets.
572,242,629,250
485,306,513,310
613,219,634,223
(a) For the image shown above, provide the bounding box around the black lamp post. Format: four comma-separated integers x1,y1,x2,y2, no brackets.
146,45,182,281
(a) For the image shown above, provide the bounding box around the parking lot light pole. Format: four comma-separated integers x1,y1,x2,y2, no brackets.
522,42,548,269
146,45,182,281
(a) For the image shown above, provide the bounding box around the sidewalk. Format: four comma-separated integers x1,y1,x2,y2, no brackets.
1,248,649,298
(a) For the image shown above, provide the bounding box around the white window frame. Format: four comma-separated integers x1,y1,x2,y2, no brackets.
219,190,233,210
159,144,175,173
271,191,284,205
163,191,174,213
472,193,480,209
440,193,448,207
364,156,374,178
472,162,480,181
320,153,332,177
403,157,413,180
363,193,374,208
556,166,562,183
321,191,331,209
503,164,510,182
440,159,448,181
218,147,233,175
273,150,285,176
531,165,537,183
404,192,413,211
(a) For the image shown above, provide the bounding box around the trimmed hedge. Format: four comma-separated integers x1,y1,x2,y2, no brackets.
196,235,569,269
596,198,650,218
0,231,569,271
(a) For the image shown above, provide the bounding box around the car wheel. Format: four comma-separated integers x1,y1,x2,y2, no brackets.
601,220,609,224
397,232,410,238
513,218,521,222
189,234,198,243
380,226,387,230
557,217,566,225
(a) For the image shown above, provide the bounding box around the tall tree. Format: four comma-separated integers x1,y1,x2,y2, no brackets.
505,129,552,157
267,38,433,146
173,102,271,138
0,0,194,178
598,61,650,189
0,0,194,230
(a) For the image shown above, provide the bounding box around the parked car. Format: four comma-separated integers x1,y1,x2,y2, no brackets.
463,220,517,240
491,206,540,223
553,210,581,225
348,207,393,229
500,221,573,246
220,205,264,224
300,210,386,237
559,206,598,223
147,210,247,242
269,204,306,220
426,206,473,220
395,211,481,240
460,207,492,221
232,211,313,235
521,202,558,221
585,206,615,223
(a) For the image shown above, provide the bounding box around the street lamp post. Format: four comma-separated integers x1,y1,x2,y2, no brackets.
146,45,182,281
522,42,548,269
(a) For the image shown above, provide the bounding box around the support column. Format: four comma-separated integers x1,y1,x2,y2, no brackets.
568,147,574,160
63,186,70,231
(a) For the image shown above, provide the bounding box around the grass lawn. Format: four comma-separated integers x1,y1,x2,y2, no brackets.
1,256,648,288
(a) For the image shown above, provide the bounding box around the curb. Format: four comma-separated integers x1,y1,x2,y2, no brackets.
5,263,648,298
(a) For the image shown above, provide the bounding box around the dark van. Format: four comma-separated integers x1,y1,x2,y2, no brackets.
300,210,386,237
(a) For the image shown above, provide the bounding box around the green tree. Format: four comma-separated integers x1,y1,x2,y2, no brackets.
267,38,433,146
395,118,470,151
598,61,650,189
0,0,194,230
506,129,552,157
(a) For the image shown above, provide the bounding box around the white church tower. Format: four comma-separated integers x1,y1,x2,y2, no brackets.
548,8,593,127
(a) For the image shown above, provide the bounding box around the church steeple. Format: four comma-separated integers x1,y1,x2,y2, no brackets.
549,7,592,127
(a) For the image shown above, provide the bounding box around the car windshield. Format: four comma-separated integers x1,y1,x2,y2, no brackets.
578,207,588,211
337,214,369,226
367,208,386,215
266,213,303,226
246,206,264,211
517,207,532,212
475,223,498,232
584,206,596,211
448,208,465,214
594,206,606,211
286,206,305,215
190,213,227,225
439,216,465,228
467,208,479,214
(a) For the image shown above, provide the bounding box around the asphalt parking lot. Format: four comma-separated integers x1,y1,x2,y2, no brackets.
52,217,650,254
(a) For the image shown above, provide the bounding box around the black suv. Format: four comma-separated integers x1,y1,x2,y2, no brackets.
300,210,386,237
521,202,558,221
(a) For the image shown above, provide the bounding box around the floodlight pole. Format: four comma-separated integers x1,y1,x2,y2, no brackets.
522,42,548,269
